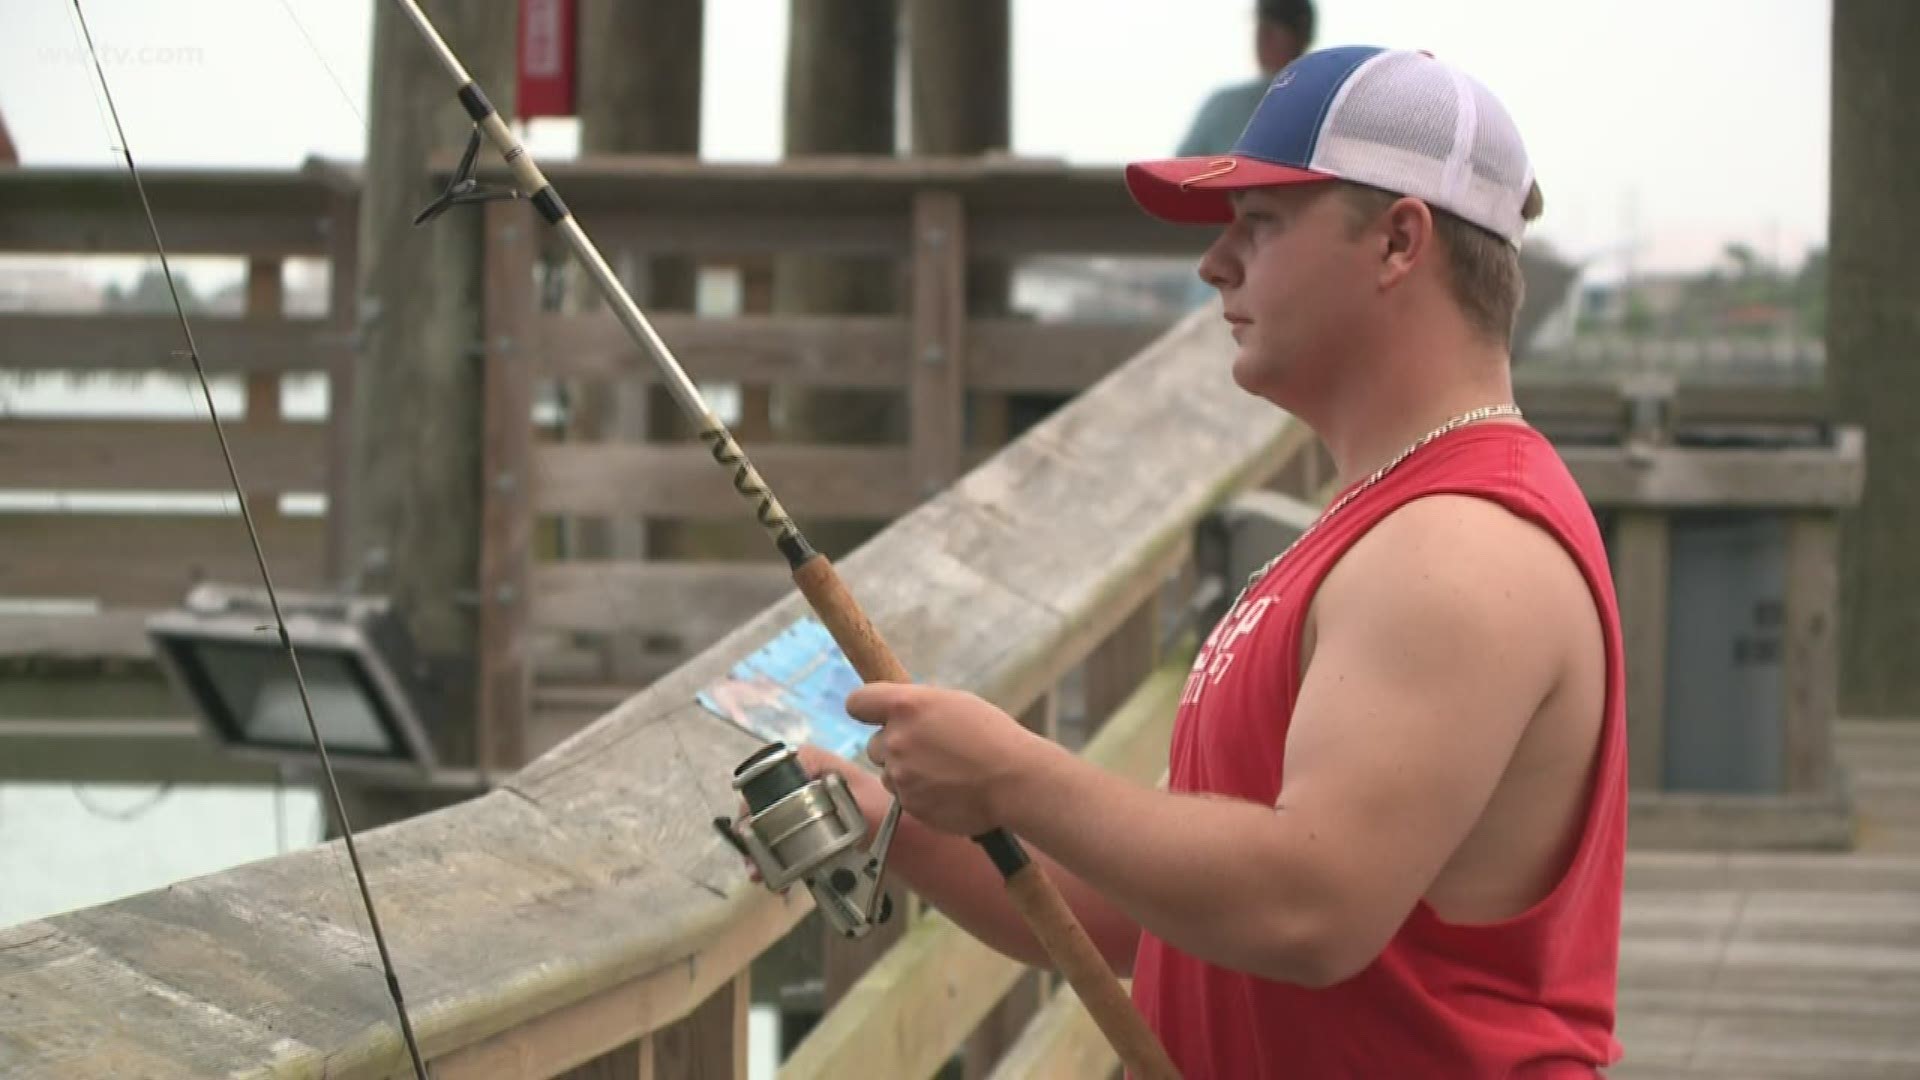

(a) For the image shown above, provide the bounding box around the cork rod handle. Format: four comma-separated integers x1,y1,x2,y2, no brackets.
791,554,1180,1080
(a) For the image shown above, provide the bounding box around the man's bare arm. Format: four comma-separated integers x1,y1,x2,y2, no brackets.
985,495,1570,985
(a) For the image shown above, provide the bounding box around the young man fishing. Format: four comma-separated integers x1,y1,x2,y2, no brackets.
800,45,1627,1077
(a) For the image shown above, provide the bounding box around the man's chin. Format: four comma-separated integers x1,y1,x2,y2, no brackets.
1229,353,1297,409
1229,351,1273,395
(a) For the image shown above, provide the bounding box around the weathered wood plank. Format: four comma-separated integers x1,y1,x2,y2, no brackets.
534,313,910,386
0,418,328,491
477,200,538,774
967,321,1158,393
1622,850,1920,893
0,168,342,255
1614,512,1670,791
986,979,1122,1080
0,513,327,605
1075,590,1161,750
0,315,352,374
431,905,766,1080
1627,789,1855,851
1782,514,1840,792
573,210,908,258
966,972,1046,1080
910,190,967,498
530,561,792,635
560,1039,650,1080
1512,378,1829,431
1563,431,1864,509
648,974,748,1079
531,444,918,519
969,213,1203,258
323,186,359,579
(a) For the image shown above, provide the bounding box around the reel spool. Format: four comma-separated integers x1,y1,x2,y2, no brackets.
713,742,901,939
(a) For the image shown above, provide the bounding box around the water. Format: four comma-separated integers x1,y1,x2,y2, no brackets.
0,779,323,927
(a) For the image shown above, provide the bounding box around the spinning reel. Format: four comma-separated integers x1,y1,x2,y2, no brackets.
713,743,901,939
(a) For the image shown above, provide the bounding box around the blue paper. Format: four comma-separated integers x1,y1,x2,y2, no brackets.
695,616,877,760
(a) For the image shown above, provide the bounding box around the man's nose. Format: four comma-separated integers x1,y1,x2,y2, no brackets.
1196,233,1239,291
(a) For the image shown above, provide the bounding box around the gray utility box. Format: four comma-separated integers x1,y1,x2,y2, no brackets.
1662,512,1788,794
1570,389,1864,850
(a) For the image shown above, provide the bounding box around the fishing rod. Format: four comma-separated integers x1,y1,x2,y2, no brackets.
64,1,432,1076
389,2,1177,1075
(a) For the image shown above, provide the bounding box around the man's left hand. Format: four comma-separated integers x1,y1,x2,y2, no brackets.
846,683,1048,837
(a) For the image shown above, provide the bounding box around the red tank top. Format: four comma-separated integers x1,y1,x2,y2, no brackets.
1132,422,1627,1078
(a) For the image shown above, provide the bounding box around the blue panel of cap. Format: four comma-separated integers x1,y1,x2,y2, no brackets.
1231,45,1385,168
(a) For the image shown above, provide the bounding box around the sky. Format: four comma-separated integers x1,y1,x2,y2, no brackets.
0,0,1833,282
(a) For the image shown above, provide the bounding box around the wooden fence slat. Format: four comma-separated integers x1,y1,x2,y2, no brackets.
1512,379,1829,430
985,978,1121,1080
242,257,285,537
534,313,910,386
322,185,359,579
1783,513,1839,793
1614,512,1670,792
969,213,1202,259
0,514,326,604
532,314,1167,397
0,419,328,491
0,168,340,256
477,201,537,774
565,211,908,258
531,445,917,519
531,561,791,637
0,209,332,256
910,191,966,496
649,974,748,1080
1563,437,1864,508
1075,591,1163,751
0,314,354,374
967,321,1159,393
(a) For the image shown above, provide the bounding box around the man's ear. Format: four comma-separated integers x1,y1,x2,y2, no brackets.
1379,197,1434,291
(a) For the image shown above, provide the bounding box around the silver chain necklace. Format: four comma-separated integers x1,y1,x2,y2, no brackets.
1235,402,1525,599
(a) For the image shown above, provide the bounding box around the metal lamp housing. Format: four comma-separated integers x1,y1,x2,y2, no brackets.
145,583,439,776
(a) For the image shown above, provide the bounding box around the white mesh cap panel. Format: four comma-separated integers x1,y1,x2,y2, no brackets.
1309,50,1532,245
1464,75,1534,239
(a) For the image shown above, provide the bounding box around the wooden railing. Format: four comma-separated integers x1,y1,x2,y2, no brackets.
0,165,357,664
0,299,1304,1078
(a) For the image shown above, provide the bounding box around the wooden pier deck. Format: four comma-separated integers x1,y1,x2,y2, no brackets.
1613,719,1920,1079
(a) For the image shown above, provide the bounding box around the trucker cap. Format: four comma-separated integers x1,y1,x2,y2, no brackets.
1127,46,1537,247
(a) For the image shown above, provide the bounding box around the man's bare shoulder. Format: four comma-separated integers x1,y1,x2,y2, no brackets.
1328,493,1582,613
1310,493,1587,697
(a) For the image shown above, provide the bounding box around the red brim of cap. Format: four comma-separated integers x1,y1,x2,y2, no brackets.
1124,155,1337,224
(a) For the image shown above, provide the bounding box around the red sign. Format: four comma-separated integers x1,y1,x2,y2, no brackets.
517,0,576,118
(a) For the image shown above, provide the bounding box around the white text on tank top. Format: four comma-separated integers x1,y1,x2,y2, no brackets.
1181,593,1277,708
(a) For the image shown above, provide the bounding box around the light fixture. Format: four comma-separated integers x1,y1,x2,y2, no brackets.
146,583,439,777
